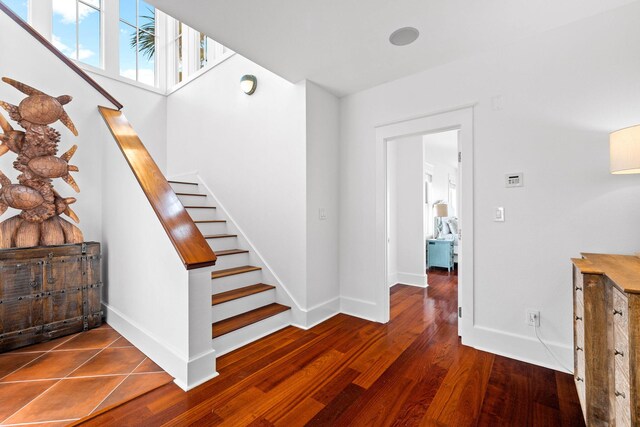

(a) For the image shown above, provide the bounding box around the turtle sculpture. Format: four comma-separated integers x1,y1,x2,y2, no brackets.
0,77,83,248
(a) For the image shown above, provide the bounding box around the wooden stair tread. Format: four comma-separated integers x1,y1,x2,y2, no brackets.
212,283,276,305
212,265,261,279
184,206,216,209
212,303,290,338
194,220,226,223
168,180,198,186
175,192,206,197
204,234,237,239
216,249,250,256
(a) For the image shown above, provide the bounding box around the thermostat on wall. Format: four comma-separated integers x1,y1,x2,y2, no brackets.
505,173,523,188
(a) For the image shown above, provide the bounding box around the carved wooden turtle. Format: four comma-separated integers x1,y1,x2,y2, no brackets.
0,111,24,156
0,77,77,135
28,145,80,192
0,170,44,215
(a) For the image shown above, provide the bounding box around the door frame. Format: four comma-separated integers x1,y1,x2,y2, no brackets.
374,106,474,339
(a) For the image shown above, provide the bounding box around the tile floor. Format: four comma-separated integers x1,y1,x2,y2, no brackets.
0,324,173,426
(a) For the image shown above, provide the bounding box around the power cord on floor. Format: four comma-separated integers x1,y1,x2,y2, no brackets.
534,320,573,373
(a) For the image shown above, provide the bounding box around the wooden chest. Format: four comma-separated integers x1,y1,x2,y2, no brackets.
572,253,640,427
0,242,102,352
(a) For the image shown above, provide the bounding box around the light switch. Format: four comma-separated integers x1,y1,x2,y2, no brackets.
494,207,505,222
319,208,327,220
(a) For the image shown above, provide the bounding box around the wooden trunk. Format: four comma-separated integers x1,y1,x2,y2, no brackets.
0,242,102,352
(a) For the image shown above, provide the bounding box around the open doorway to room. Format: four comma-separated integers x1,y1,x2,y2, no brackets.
386,129,460,287
375,107,473,339
424,130,460,276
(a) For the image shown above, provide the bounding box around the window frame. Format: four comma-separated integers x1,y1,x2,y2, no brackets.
21,1,230,94
50,0,103,69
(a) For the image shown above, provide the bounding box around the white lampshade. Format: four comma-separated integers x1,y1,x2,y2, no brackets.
610,125,640,174
434,203,448,217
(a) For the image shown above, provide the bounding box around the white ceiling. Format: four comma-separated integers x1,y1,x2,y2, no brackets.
148,0,637,96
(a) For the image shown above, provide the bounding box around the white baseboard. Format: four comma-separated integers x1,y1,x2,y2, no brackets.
104,303,218,391
293,297,340,330
340,296,381,323
395,272,428,288
465,324,573,374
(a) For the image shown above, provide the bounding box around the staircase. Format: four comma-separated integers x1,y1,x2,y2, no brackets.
168,179,292,355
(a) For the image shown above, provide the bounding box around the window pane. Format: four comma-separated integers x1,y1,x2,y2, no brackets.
138,31,156,86
176,34,183,83
4,0,28,21
78,3,100,67
119,0,136,25
52,0,77,60
199,34,207,68
138,1,155,31
119,21,137,80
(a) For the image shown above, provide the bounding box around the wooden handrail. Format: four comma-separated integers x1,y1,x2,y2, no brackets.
0,1,123,110
99,106,217,270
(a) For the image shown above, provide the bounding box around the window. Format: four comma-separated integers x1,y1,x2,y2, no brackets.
119,0,156,86
52,0,102,68
170,21,231,87
4,0,28,21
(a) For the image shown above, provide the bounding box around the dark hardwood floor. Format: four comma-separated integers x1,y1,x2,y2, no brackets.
79,269,585,426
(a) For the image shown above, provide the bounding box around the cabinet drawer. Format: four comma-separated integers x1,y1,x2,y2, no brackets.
613,287,629,334
614,369,631,427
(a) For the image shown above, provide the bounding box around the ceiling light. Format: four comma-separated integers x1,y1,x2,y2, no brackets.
389,27,419,46
240,75,257,95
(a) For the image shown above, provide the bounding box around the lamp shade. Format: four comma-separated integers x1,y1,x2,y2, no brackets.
434,203,448,217
610,125,640,174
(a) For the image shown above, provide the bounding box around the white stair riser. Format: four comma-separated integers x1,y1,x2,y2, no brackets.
186,208,219,221
177,194,208,206
212,290,276,323
169,182,199,193
212,310,291,356
213,252,250,270
211,270,263,293
207,236,238,252
195,222,228,235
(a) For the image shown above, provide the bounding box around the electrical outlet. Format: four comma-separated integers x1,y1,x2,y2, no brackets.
527,310,540,327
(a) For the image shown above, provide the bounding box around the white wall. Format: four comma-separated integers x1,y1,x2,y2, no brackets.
339,2,640,370
387,136,426,287
166,54,308,306
90,74,168,172
305,81,341,321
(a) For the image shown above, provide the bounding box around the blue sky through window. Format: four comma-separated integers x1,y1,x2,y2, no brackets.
52,0,101,67
4,0,28,21
119,0,155,86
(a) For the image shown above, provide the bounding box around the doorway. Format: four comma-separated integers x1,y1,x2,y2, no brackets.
374,107,474,339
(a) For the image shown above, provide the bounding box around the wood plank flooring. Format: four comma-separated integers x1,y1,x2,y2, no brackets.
79,270,585,426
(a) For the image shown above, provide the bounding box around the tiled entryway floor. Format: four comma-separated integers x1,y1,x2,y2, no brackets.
0,324,173,426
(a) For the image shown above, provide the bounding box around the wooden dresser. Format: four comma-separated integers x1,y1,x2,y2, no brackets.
572,253,640,426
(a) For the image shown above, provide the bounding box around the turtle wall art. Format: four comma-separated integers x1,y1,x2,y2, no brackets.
0,77,83,248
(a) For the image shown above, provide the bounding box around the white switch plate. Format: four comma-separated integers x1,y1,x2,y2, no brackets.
494,207,504,222
319,208,327,220
505,173,524,188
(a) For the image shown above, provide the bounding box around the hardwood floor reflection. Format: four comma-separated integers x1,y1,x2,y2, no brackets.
81,270,584,426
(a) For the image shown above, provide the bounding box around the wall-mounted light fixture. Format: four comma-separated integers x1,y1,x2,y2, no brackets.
610,124,640,174
240,75,257,95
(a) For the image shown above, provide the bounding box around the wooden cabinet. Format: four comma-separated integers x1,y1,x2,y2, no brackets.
0,242,102,352
572,253,640,426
